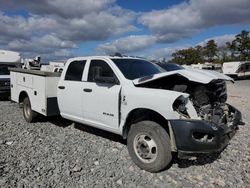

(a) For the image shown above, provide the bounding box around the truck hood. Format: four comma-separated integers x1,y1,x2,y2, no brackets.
133,69,233,85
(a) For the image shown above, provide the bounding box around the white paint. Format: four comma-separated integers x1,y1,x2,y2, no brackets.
11,70,60,116
0,50,21,64
11,56,230,136
222,61,250,78
133,68,233,85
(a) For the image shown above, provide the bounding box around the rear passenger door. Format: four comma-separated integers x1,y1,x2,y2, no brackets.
57,60,86,120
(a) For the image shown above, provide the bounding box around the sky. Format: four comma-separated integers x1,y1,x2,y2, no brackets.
0,0,250,62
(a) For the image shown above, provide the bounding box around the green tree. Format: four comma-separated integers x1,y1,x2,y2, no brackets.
226,41,237,61
171,47,203,65
234,30,250,60
217,45,233,63
203,40,218,62
195,45,204,63
226,30,250,61
169,30,250,64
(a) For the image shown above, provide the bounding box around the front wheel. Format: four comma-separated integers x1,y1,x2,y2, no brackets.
23,97,38,123
127,121,172,172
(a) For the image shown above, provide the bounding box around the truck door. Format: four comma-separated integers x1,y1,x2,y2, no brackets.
82,59,121,130
57,60,86,120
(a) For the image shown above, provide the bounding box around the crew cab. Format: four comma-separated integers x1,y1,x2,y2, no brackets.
10,56,242,172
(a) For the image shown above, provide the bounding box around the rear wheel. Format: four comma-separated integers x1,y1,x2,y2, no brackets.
23,97,38,123
127,121,172,172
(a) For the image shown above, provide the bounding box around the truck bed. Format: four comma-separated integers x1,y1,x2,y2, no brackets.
9,68,61,77
10,68,61,116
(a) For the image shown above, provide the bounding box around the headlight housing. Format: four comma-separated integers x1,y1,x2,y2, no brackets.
173,95,190,118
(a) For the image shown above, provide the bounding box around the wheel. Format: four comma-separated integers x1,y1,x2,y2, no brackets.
127,121,172,172
23,97,38,123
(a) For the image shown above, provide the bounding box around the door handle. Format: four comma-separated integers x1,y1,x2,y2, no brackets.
83,88,92,92
58,86,65,89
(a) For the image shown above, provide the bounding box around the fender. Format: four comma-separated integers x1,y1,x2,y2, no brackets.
119,86,199,133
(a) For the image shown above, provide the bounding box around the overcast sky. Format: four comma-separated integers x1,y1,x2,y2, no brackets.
0,0,250,62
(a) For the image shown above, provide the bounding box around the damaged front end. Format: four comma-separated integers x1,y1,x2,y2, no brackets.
170,80,243,156
134,71,243,156
169,103,242,157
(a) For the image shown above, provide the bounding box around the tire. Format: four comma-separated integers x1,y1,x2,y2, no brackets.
23,97,38,123
127,121,172,172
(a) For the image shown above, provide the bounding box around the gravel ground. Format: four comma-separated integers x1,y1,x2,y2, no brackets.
0,80,249,188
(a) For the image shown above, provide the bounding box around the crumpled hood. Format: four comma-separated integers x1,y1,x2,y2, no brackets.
133,68,233,85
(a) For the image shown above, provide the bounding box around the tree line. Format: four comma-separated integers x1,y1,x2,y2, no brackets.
168,30,250,65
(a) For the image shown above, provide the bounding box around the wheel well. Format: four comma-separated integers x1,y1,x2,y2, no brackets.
19,91,28,103
122,108,169,139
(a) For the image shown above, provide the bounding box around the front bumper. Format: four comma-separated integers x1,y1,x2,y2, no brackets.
170,104,242,156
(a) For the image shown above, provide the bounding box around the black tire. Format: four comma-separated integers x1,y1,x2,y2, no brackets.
23,97,38,123
127,121,172,172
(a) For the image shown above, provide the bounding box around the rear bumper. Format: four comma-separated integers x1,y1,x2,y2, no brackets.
170,104,242,156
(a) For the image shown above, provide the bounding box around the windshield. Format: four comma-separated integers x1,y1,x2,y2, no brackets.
157,63,184,71
112,59,163,80
0,65,13,75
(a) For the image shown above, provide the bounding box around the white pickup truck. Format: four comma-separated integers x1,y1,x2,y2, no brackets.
10,56,242,172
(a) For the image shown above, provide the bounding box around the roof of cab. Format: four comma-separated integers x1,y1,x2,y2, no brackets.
67,55,145,62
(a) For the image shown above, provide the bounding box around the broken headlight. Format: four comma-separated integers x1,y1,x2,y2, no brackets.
173,95,190,118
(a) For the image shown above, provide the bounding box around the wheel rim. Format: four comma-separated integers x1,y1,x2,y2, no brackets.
24,101,31,119
133,133,158,163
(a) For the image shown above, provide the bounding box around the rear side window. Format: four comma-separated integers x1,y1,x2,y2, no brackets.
65,60,86,81
88,60,115,82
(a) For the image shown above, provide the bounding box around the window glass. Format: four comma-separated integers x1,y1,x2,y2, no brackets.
111,59,162,80
88,60,115,82
65,60,86,81
156,63,184,71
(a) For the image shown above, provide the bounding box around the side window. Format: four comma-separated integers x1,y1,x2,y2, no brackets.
65,60,86,81
245,64,249,71
88,60,116,82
